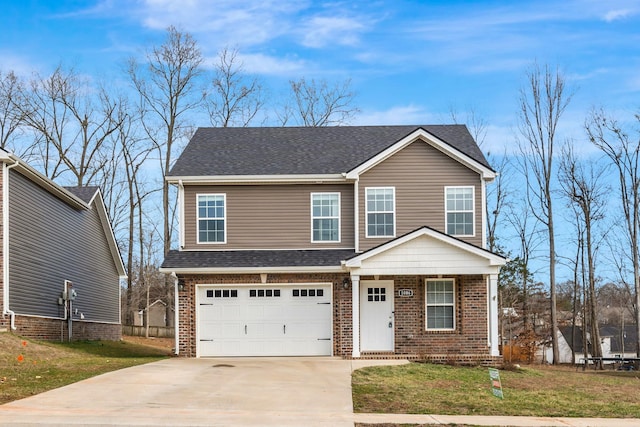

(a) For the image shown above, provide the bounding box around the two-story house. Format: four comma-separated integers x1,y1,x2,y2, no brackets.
160,125,506,363
0,149,126,341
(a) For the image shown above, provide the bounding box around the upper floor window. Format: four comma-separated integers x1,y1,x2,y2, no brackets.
311,193,340,242
366,187,395,237
445,186,474,236
197,194,226,243
425,279,456,330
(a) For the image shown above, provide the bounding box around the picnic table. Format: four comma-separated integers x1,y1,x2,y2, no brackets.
579,356,640,371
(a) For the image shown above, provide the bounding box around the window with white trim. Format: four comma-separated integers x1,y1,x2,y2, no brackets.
366,187,395,237
311,193,340,242
197,194,226,243
445,186,474,236
425,279,456,330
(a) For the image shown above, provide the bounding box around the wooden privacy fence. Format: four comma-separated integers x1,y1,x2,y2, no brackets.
122,325,175,338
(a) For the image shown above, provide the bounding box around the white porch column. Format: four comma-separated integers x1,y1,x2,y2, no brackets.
351,274,360,358
488,273,500,356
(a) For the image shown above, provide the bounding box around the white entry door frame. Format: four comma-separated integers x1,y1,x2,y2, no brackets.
359,280,394,352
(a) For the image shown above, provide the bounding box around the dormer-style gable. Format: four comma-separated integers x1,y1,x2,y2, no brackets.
344,127,495,181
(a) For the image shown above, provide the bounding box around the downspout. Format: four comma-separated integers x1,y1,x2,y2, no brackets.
354,178,359,253
178,180,185,249
3,159,20,330
171,272,179,355
481,177,487,249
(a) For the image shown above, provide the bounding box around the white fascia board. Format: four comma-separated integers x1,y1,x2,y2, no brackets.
344,227,507,268
1,152,88,210
90,189,127,278
159,265,346,274
166,174,349,185
345,128,496,181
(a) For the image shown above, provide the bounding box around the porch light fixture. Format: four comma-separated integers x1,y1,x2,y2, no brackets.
342,277,350,289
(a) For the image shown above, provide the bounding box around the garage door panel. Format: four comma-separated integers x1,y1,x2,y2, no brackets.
198,285,332,357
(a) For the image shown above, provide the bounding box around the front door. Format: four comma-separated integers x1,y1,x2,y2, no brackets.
360,280,394,352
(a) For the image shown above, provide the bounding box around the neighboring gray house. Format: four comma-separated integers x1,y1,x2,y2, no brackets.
542,325,639,364
161,125,506,363
0,149,126,341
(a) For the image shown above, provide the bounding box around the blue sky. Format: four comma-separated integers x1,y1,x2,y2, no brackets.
1,0,640,283
2,0,639,155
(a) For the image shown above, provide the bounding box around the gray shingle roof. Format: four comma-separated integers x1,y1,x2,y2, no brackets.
64,186,99,203
161,249,356,270
169,125,491,177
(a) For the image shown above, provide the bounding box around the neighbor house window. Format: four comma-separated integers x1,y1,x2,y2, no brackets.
311,193,340,242
445,186,474,236
366,187,395,237
425,279,456,330
197,194,226,243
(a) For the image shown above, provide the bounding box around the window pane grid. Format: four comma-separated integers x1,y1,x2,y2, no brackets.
366,188,394,237
426,279,455,330
445,187,473,236
312,193,340,242
197,194,225,243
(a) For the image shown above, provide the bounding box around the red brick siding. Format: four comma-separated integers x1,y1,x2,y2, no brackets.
9,315,121,341
176,273,494,362
0,165,4,331
391,275,490,356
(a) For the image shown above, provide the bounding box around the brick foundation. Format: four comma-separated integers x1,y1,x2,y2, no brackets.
7,315,121,341
176,273,498,364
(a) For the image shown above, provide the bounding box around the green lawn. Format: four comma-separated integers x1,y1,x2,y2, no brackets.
0,333,169,404
353,362,640,418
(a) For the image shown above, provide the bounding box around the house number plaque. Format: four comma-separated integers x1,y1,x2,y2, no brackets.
398,289,413,297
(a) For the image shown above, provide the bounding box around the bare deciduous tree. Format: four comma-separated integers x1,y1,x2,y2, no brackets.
0,70,27,151
586,108,640,357
279,77,358,126
205,47,264,127
127,26,204,256
517,62,572,364
506,197,541,333
16,66,123,186
109,98,159,325
559,142,608,362
449,107,510,253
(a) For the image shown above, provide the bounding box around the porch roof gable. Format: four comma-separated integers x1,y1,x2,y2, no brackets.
344,226,507,276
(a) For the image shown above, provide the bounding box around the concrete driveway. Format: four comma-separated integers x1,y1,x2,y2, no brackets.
0,357,376,426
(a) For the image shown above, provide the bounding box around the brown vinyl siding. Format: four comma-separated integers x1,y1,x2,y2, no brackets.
359,140,483,251
183,184,354,250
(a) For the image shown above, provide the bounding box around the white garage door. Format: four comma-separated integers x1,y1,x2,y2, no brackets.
197,285,332,357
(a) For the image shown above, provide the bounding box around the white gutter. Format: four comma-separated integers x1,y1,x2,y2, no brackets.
3,158,20,329
159,265,346,275
171,272,179,356
167,174,347,185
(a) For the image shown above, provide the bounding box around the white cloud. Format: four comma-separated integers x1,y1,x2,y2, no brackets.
234,53,307,76
603,9,633,22
0,52,41,77
138,0,307,47
299,16,367,48
353,105,439,126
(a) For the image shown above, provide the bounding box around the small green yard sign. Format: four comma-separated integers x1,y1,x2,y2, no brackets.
488,368,504,399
